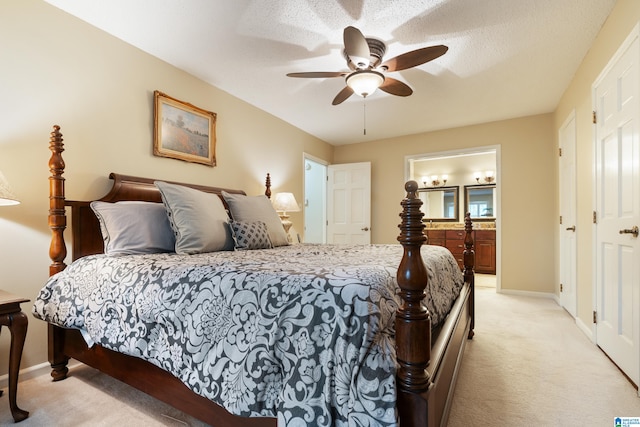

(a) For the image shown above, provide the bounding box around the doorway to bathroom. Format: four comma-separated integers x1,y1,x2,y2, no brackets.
405,146,501,291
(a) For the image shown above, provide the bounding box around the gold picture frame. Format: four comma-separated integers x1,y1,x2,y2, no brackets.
153,90,216,166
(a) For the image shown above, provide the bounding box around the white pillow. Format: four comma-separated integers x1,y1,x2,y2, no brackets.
222,191,289,247
155,181,234,254
90,201,176,256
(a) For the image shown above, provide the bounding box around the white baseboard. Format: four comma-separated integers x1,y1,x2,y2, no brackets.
0,362,49,389
575,316,595,342
498,289,556,299
0,360,82,389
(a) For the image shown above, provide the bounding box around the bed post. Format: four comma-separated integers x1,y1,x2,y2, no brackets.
396,180,431,393
265,173,271,198
47,125,70,381
48,125,66,276
463,212,475,338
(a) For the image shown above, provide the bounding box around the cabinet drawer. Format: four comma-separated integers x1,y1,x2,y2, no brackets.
445,241,464,255
445,230,465,240
475,229,496,241
428,238,445,246
427,230,446,239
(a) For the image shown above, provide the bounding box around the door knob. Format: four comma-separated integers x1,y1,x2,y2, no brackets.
361,227,370,231
566,226,576,232
619,226,639,238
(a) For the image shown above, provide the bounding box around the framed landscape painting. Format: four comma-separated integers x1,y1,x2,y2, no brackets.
153,91,216,166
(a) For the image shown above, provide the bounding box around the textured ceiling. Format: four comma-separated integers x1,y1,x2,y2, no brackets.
44,0,617,145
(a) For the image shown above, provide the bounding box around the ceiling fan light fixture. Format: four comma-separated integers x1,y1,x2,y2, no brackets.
346,70,384,98
286,26,447,105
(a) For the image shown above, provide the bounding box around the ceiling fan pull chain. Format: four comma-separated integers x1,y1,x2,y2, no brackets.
363,101,366,135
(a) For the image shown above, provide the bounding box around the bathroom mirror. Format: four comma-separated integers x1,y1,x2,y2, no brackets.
464,184,496,221
417,186,459,222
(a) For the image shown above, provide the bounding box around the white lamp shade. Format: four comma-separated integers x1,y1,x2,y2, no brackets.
346,70,384,97
272,192,300,213
0,171,19,206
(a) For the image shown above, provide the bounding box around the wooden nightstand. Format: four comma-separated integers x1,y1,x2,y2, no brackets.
0,291,29,422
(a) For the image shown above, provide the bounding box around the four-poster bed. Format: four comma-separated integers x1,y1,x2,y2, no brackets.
36,125,475,426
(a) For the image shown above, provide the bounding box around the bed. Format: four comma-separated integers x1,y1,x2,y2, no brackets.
36,125,475,426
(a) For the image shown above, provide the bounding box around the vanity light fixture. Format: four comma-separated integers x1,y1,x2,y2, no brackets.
422,175,448,187
474,171,495,184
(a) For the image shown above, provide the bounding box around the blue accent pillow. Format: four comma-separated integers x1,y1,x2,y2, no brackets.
230,220,272,250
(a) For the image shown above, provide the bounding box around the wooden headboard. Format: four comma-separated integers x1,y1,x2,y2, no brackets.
48,125,271,269
65,173,249,262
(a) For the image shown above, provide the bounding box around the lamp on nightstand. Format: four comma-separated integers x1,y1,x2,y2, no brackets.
0,170,19,206
272,192,300,242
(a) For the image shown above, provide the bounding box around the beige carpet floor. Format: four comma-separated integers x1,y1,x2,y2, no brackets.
448,287,640,426
0,363,209,426
474,273,496,288
0,287,637,426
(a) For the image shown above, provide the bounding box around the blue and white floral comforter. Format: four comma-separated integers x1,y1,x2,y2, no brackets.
33,244,463,426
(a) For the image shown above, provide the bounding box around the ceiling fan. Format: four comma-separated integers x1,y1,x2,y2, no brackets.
287,26,448,105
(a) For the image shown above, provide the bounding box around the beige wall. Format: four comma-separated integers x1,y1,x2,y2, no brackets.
4,0,635,377
554,0,640,332
0,0,332,374
334,114,557,295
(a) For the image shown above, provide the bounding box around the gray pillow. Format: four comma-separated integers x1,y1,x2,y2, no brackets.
222,191,289,247
230,220,273,250
155,181,234,254
90,201,176,256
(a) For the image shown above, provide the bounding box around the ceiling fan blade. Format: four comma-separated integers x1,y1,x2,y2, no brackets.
332,86,354,105
381,45,448,72
379,77,413,97
287,72,347,78
343,26,370,69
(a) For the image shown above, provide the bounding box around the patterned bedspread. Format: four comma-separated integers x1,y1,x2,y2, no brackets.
33,244,462,426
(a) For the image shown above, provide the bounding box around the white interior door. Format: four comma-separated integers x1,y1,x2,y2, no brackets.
559,111,577,317
593,24,640,388
327,162,371,244
303,156,327,243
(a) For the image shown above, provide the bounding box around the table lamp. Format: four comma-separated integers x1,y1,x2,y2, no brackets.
0,171,19,206
272,192,300,242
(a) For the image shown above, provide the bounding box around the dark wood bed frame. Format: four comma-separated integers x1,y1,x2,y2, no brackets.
46,125,474,427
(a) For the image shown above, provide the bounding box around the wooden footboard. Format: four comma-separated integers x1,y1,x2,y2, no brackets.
45,125,474,426
395,181,475,427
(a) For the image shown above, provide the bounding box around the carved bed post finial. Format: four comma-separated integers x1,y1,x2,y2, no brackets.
396,180,431,393
265,173,271,199
48,125,67,276
463,212,475,338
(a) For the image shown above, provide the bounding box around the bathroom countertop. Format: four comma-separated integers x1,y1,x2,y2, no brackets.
424,221,496,230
